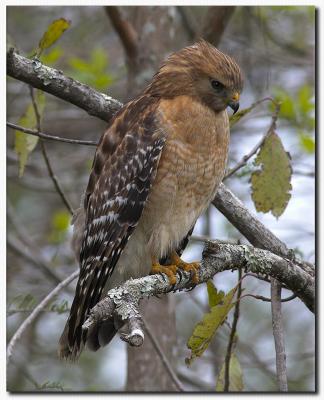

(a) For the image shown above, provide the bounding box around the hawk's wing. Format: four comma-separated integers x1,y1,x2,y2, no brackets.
60,96,165,359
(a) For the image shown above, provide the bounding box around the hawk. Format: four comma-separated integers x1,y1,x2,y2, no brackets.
59,39,243,360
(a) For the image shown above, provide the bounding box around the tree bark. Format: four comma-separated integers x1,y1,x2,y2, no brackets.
126,296,178,391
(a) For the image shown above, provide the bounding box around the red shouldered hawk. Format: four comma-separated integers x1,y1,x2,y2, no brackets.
59,40,243,360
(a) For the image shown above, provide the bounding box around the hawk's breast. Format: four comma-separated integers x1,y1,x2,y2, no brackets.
141,96,230,258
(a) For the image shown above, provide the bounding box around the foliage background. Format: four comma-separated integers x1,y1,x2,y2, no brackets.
6,6,315,392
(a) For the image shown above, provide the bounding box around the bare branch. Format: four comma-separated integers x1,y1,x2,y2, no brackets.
40,140,74,215
7,270,79,365
105,6,138,59
271,279,288,391
176,7,197,40
7,49,122,122
224,269,242,392
241,292,297,303
7,122,98,146
293,169,315,178
29,86,74,215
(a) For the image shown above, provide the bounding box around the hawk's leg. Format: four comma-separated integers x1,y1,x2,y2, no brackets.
150,252,200,285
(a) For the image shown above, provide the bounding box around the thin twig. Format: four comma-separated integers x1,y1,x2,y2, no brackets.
224,98,280,180
7,122,98,146
293,169,315,178
29,87,74,215
243,272,289,290
142,316,185,392
240,292,297,303
7,270,79,365
271,278,288,391
223,268,242,392
39,141,74,215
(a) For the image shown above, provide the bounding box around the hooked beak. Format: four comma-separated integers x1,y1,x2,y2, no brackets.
228,92,240,114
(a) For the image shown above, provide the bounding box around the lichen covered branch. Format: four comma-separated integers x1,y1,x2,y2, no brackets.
83,241,314,350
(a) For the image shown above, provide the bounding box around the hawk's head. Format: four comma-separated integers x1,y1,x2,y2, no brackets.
146,39,243,114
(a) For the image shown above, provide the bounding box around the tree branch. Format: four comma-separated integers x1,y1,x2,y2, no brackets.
176,7,197,41
200,6,236,47
105,6,138,60
7,49,122,122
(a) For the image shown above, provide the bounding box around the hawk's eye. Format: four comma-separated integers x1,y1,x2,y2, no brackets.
211,80,223,90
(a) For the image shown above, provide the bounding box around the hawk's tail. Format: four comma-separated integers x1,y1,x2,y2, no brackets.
58,314,117,361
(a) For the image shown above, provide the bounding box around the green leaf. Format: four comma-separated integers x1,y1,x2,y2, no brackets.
68,57,92,73
299,132,315,154
216,353,244,392
49,299,69,314
68,47,114,90
207,280,225,308
186,286,238,365
91,48,109,72
251,130,292,218
298,84,314,115
14,90,46,177
37,18,71,56
8,294,36,315
40,46,63,65
36,381,65,391
273,88,296,120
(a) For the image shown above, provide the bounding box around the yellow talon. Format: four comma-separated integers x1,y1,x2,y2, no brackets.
150,260,177,285
150,253,200,285
170,251,200,284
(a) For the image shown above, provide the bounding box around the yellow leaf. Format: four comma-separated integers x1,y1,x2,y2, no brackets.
49,209,71,243
207,280,225,308
37,18,71,56
251,130,292,218
186,286,238,365
14,90,46,177
216,353,244,391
